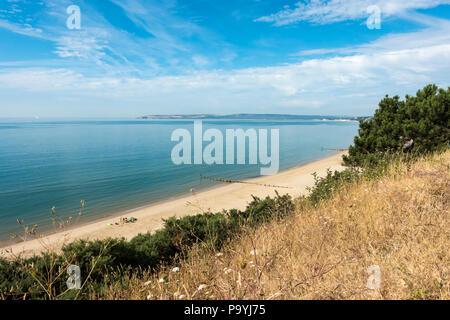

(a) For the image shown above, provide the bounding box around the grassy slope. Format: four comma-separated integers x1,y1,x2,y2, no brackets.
95,151,449,300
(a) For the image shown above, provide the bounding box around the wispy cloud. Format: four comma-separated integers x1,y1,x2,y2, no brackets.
0,0,448,117
0,19,44,38
1,34,448,114
0,0,231,75
255,0,450,26
294,13,450,57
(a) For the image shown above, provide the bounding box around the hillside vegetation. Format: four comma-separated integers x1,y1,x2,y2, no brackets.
344,84,449,166
0,84,448,300
97,150,449,300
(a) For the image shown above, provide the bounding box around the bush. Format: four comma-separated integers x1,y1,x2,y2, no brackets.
307,168,360,205
0,192,294,299
343,84,449,166
5,84,447,299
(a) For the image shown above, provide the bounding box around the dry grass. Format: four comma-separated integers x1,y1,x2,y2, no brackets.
95,151,449,300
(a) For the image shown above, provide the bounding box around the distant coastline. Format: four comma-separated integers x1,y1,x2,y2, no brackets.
138,113,370,121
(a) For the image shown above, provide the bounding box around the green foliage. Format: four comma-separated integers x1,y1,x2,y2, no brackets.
307,168,360,205
306,151,416,206
0,192,294,300
343,84,449,166
3,83,447,299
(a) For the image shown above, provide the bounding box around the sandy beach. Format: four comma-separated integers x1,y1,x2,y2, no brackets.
0,152,346,259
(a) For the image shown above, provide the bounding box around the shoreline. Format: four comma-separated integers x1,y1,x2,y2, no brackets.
0,151,347,259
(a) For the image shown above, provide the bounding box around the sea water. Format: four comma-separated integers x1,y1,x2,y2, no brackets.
0,119,358,242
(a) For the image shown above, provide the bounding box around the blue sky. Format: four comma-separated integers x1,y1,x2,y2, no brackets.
0,0,449,117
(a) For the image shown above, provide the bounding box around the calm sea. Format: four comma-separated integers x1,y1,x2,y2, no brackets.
0,119,358,242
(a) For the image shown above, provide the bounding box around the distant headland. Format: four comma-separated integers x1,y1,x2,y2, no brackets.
138,114,369,121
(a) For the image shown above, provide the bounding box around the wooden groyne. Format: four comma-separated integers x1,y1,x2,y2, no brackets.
200,174,292,189
321,147,347,152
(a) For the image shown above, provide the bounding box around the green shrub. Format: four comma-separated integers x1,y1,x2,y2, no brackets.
0,192,294,299
307,168,360,205
5,83,447,299
344,84,449,167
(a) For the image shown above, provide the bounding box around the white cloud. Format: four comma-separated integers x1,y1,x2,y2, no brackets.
255,0,450,26
279,99,324,108
0,19,44,38
192,55,210,68
294,15,450,57
0,0,448,116
54,36,108,60
0,69,84,91
0,0,227,75
1,39,448,115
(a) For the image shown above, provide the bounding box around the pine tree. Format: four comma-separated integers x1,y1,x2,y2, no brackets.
343,84,449,166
